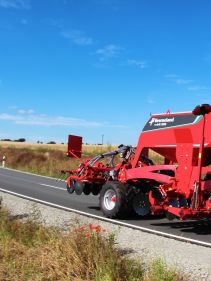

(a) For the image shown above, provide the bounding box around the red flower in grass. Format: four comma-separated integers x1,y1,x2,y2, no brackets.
95,225,101,233
74,226,86,233
85,232,91,237
89,224,96,230
74,224,106,237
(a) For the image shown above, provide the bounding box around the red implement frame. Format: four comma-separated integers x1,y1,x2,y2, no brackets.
67,135,82,159
63,104,211,220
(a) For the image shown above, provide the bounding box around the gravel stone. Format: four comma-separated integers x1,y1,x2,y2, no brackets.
0,191,211,281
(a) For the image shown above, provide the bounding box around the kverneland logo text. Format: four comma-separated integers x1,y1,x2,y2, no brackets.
149,117,175,126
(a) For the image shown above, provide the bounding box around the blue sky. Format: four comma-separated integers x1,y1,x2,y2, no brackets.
0,0,210,145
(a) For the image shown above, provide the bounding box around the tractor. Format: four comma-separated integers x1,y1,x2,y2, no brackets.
62,104,211,220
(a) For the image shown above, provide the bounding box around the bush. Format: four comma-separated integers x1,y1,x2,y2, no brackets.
1,139,12,141
14,138,26,142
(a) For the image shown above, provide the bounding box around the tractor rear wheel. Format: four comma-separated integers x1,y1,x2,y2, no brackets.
99,181,130,219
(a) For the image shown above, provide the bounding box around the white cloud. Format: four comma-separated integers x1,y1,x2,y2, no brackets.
0,110,126,129
17,109,34,114
96,44,122,61
175,79,193,85
164,74,178,78
188,85,208,91
47,22,93,47
127,59,148,69
165,74,209,92
0,112,101,127
0,0,31,9
0,113,23,122
45,18,64,29
61,30,93,46
165,74,194,86
103,121,127,128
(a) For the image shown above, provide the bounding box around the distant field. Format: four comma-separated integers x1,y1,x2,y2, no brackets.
0,141,68,151
0,141,116,154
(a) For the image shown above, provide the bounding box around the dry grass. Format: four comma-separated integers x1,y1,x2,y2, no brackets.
0,205,186,281
0,207,142,281
0,141,116,154
0,142,117,178
0,141,68,151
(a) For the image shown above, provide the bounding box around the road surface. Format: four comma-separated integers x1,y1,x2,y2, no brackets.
0,167,210,246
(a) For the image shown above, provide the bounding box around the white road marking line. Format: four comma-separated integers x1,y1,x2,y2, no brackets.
0,169,66,191
39,183,66,191
0,187,210,248
0,172,66,191
0,167,66,182
0,173,41,184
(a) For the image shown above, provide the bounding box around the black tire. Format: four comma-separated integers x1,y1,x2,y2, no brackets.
99,181,130,219
67,179,75,194
91,183,100,195
74,181,84,195
83,183,91,195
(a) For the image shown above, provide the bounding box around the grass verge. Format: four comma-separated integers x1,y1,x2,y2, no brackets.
0,143,117,178
0,142,185,280
0,203,186,281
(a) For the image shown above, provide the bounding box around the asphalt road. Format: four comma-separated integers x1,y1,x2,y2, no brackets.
0,167,211,246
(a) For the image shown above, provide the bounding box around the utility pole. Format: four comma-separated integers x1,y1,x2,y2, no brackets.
102,134,104,145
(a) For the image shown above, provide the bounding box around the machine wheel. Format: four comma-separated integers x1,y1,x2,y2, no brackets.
83,183,91,195
91,183,100,195
67,179,75,194
99,181,129,219
132,192,151,216
74,181,84,195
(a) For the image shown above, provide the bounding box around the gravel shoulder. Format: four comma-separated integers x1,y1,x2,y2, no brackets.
0,191,211,281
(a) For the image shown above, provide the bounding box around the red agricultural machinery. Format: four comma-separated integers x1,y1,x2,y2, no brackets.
62,104,211,220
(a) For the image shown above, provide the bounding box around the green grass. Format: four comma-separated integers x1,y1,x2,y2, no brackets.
146,260,180,281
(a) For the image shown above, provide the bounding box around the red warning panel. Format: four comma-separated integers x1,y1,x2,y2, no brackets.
67,135,82,158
